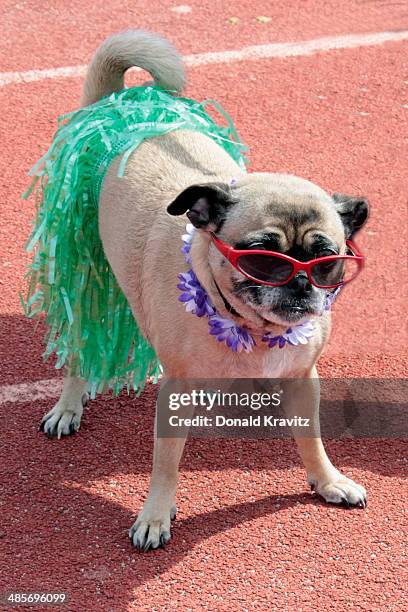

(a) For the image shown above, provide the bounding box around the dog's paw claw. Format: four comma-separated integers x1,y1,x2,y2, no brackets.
340,496,351,509
159,531,171,547
311,474,367,509
129,509,173,552
69,422,78,435
40,400,84,439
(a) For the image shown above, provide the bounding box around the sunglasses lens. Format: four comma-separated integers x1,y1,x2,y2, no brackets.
311,257,360,287
237,254,294,284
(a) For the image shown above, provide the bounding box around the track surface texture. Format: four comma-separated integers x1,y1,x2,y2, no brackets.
0,1,407,610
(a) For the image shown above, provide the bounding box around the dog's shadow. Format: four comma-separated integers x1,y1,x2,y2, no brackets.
0,387,327,609
0,313,406,608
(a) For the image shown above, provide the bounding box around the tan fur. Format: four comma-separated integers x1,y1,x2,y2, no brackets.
98,140,340,377
40,30,367,550
81,30,185,106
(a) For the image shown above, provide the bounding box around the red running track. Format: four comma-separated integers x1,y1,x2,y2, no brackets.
0,1,407,610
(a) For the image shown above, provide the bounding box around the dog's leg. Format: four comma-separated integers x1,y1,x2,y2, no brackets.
40,374,89,439
284,368,367,508
129,402,190,551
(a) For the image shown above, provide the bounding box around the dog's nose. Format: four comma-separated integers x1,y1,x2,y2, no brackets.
288,274,313,297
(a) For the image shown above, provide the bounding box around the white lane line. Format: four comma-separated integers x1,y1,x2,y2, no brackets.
0,65,87,88
185,30,408,66
0,30,407,88
0,378,62,405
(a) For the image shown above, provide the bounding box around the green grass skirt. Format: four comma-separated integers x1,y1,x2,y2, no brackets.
22,86,248,397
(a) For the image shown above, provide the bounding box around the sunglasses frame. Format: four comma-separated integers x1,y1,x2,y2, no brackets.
210,233,364,289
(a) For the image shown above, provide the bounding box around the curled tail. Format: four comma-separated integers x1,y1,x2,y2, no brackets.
81,29,186,106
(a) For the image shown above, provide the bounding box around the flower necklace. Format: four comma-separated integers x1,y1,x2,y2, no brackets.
177,224,340,353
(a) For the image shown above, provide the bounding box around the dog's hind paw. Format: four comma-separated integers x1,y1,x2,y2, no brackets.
40,393,88,439
129,504,176,551
310,473,367,509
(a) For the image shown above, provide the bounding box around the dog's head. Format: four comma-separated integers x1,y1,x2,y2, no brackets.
167,174,368,329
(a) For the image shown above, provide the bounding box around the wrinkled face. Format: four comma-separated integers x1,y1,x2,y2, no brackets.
168,174,368,328
227,228,338,325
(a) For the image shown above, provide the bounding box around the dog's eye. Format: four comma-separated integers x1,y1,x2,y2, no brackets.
318,249,337,257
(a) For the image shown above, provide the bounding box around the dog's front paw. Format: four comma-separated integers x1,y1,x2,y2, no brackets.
310,472,367,509
129,504,176,551
40,393,88,439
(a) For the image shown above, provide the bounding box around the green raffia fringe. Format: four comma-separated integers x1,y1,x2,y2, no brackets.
22,85,249,397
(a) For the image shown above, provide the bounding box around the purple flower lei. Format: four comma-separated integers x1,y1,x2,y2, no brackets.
177,223,340,353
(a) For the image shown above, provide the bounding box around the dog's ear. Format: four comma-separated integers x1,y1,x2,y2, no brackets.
332,193,369,238
167,183,234,230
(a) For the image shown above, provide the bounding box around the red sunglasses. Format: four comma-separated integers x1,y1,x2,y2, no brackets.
210,233,364,289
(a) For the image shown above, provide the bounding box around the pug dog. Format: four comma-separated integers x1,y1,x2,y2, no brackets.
39,30,369,550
